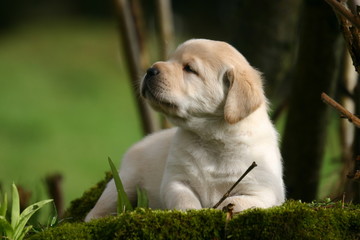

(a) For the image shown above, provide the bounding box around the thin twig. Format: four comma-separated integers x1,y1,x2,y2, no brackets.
324,0,360,29
212,162,257,209
321,92,360,128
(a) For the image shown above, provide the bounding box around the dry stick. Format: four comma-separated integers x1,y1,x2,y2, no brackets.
17,185,32,212
155,0,174,129
114,0,157,134
46,174,64,218
212,162,258,209
321,92,360,128
131,0,151,71
324,0,360,29
156,0,174,59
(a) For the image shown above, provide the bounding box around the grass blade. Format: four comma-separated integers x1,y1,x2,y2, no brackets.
16,225,32,240
108,157,133,213
48,201,58,227
136,186,149,208
11,183,20,228
13,199,53,240
0,192,7,217
0,216,14,238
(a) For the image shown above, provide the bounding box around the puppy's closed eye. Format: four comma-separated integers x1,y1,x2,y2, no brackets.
183,64,198,75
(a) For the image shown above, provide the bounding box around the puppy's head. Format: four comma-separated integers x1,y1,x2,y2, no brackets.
141,39,265,125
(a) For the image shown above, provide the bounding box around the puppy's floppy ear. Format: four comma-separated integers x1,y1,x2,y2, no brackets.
224,66,265,124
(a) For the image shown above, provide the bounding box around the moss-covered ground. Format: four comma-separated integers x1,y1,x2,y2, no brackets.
29,201,360,240
28,173,360,240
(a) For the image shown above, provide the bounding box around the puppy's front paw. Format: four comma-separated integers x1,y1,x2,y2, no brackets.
169,200,202,210
217,199,241,213
217,195,268,213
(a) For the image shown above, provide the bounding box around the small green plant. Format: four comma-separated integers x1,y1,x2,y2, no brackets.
31,202,59,234
0,183,53,240
108,157,148,214
136,186,148,208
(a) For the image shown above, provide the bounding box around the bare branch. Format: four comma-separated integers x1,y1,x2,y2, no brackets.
212,162,257,209
325,0,360,73
321,92,360,128
324,0,360,29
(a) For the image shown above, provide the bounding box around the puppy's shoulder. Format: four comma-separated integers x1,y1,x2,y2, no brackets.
141,127,178,146
122,127,177,163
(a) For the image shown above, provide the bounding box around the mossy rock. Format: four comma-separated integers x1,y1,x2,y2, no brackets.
62,171,113,222
29,173,360,239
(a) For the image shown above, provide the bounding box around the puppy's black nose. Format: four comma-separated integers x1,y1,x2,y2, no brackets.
142,67,160,97
145,67,160,79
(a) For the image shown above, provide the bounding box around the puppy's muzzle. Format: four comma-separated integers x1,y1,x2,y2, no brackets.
141,67,160,98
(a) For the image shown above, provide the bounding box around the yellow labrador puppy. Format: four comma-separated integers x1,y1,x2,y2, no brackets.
85,39,285,221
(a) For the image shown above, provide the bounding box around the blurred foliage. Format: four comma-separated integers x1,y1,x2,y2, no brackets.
0,0,352,209
0,19,142,208
1,0,239,33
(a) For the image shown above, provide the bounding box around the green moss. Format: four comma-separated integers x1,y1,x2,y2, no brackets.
30,209,225,240
34,177,360,239
29,200,360,240
63,172,112,222
227,201,360,240
29,223,90,240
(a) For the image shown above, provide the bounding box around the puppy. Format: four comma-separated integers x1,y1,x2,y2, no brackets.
85,39,285,221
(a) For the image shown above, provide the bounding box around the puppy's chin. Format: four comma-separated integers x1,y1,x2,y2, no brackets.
142,87,179,116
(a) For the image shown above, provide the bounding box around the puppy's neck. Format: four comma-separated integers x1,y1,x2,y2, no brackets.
174,103,270,144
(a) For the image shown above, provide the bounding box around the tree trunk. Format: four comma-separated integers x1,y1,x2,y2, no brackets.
350,78,360,202
233,0,302,98
337,51,358,201
282,0,343,201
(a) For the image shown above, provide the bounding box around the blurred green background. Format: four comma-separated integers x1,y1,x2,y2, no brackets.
0,0,354,212
0,17,341,207
0,18,143,207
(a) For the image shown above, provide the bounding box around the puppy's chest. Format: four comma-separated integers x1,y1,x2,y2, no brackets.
173,142,250,187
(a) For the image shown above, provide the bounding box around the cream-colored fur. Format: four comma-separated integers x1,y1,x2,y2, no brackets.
85,39,285,221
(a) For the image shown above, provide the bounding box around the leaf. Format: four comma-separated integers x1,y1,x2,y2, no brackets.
0,192,7,218
0,215,14,238
11,183,20,229
136,186,149,208
16,225,32,240
13,199,53,240
49,215,58,227
108,157,133,213
48,201,58,227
